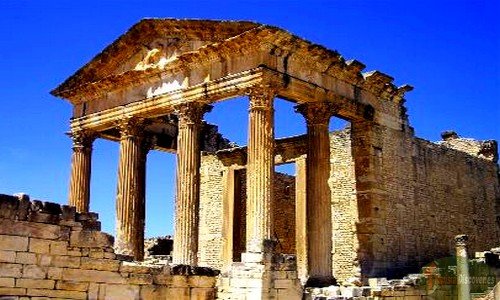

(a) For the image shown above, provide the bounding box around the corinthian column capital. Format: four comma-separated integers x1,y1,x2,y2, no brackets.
174,103,213,127
116,117,147,139
295,101,338,126
246,85,278,110
68,129,96,150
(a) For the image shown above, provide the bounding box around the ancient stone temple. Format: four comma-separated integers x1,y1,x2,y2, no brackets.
41,18,500,299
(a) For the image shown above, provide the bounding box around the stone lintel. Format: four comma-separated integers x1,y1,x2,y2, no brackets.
68,66,382,135
68,67,275,133
216,134,307,167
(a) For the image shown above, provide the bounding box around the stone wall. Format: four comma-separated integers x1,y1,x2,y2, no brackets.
199,127,499,284
326,126,499,281
329,128,359,282
198,154,296,269
363,126,500,278
0,194,217,299
199,155,225,269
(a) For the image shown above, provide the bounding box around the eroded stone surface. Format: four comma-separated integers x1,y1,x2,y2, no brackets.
0,196,218,299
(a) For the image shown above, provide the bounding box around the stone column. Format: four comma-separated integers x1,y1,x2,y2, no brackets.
115,118,147,260
173,103,211,265
222,167,236,269
455,234,471,300
296,101,336,287
68,129,95,213
136,135,155,261
245,88,275,254
294,156,308,282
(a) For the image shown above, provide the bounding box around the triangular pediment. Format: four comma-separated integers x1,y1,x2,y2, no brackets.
52,18,412,107
52,18,260,96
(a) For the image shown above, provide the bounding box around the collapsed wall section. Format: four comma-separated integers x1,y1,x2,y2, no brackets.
0,194,218,300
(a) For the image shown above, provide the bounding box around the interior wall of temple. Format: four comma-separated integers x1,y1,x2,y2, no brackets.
198,125,499,282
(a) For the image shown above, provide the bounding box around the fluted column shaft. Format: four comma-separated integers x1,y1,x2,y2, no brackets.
115,118,146,260
173,103,211,265
68,130,95,213
296,102,336,287
246,89,275,253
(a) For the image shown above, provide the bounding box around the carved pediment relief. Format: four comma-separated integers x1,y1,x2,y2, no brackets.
112,38,209,74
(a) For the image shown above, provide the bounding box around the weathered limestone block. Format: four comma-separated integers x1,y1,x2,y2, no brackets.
0,277,15,287
0,219,70,240
188,276,217,288
69,230,114,248
191,287,217,300
0,287,26,296
15,253,36,265
51,255,81,268
120,262,154,274
104,283,140,299
0,195,19,219
0,263,22,277
50,240,69,255
61,268,126,284
28,211,61,224
61,204,77,221
16,278,55,289
0,236,29,252
0,251,16,263
47,267,63,280
153,273,173,285
127,273,153,285
26,288,87,299
76,212,101,231
16,197,31,221
165,287,191,300
55,280,90,291
21,265,46,279
88,248,106,259
172,275,190,288
37,254,52,267
28,238,51,254
140,285,169,299
80,257,120,271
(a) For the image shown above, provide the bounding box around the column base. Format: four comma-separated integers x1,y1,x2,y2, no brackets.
218,253,303,300
305,275,337,288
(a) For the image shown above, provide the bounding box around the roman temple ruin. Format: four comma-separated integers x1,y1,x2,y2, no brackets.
0,19,497,299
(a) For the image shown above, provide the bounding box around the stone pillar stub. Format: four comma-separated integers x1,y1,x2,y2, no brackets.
68,129,96,213
245,87,276,254
173,103,212,266
455,234,471,300
295,101,336,287
115,117,148,260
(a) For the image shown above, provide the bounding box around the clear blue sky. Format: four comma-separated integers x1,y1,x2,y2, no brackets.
0,1,498,237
